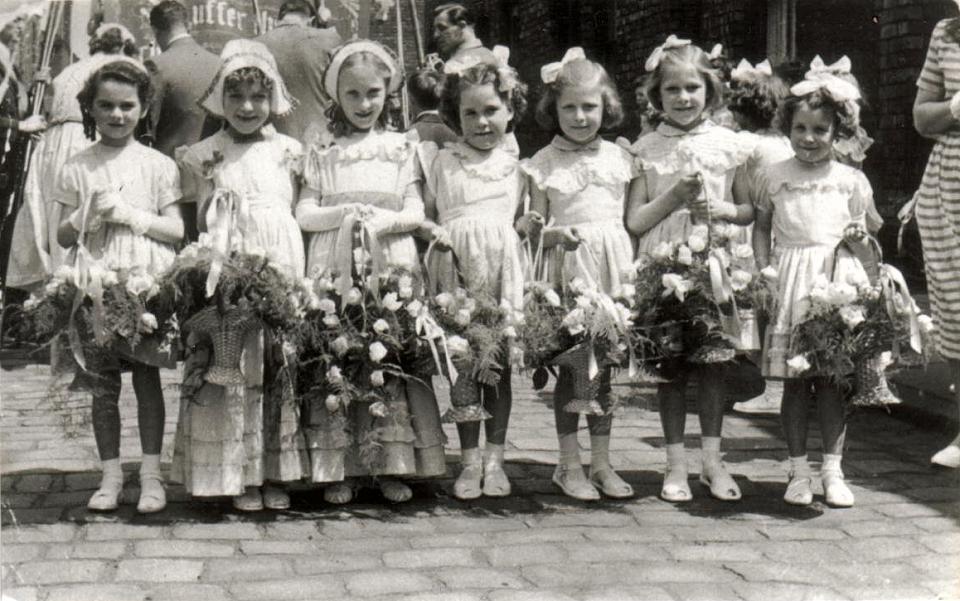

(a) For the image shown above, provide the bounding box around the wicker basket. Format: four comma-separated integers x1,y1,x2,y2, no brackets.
442,360,491,423
550,343,605,415
848,351,901,408
185,306,260,386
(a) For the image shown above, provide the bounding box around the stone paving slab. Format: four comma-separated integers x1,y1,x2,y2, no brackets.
1,364,959,600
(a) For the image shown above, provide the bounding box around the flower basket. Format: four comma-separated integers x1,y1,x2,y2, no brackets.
720,308,761,352
442,362,492,423
185,306,260,386
848,352,901,408
637,320,684,359
549,343,606,416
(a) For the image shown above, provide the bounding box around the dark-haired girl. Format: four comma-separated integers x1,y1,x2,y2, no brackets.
9,23,139,290
523,48,639,501
296,40,445,505
55,58,184,514
754,77,872,508
172,39,306,512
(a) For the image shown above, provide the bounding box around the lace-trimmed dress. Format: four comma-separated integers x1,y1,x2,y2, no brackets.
298,129,445,484
301,129,423,277
757,159,871,378
915,19,960,360
522,136,636,296
171,128,308,497
177,126,306,279
420,141,526,310
632,121,755,255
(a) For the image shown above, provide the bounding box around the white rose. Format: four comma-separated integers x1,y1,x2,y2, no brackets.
676,245,694,266
373,318,390,334
139,312,158,333
382,292,402,312
23,296,39,311
370,370,385,387
786,355,811,373
651,241,673,260
323,314,341,328
179,243,199,259
446,335,470,356
838,305,866,329
398,286,414,299
690,224,710,240
434,292,454,309
369,341,388,363
326,365,343,384
732,244,754,261
325,394,340,412
687,235,707,253
575,294,593,309
53,265,74,283
454,309,472,326
101,269,119,287
307,293,323,311
502,326,517,338
826,282,858,306
331,335,350,356
918,314,934,334
44,280,61,295
369,401,388,418
316,275,334,292
398,274,414,290
620,283,636,299
661,273,693,302
318,298,337,314
730,269,753,291
126,273,155,297
566,323,585,336
345,287,363,305
760,266,779,282
544,289,562,307
405,299,423,317
463,298,477,313
568,277,588,294
845,269,870,288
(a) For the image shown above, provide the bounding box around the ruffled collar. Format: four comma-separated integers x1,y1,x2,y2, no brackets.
446,140,516,181
656,120,714,138
550,135,602,152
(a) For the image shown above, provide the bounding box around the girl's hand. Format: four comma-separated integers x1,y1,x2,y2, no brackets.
689,197,735,222
670,173,703,205
544,226,582,251
515,211,544,239
430,225,453,252
18,115,47,134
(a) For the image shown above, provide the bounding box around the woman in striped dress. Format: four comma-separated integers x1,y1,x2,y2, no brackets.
913,17,960,469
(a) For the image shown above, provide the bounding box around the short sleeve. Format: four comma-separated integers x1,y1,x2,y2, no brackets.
176,145,204,204
615,137,641,179
155,155,182,210
54,159,81,208
753,169,773,214
849,170,875,228
917,20,947,95
416,141,440,198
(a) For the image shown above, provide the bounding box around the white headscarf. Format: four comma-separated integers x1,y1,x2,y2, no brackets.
199,38,295,117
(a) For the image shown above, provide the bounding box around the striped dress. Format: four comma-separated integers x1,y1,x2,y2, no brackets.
916,19,960,360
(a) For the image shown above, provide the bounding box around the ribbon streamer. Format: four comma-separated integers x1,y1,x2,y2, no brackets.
203,189,251,297
880,264,922,354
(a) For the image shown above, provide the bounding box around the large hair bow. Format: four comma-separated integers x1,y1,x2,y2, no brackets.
809,54,852,76
707,43,724,61
540,47,586,84
790,71,860,103
444,45,517,93
645,35,691,72
730,58,773,82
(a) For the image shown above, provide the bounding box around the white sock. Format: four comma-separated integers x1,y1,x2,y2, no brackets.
788,455,812,477
100,458,123,489
701,436,722,467
558,433,582,468
590,435,611,471
666,443,687,472
822,453,843,475
140,454,162,480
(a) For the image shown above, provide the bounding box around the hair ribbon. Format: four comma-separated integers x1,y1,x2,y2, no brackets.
540,47,586,84
444,45,517,93
809,54,852,76
707,43,723,60
644,35,691,72
730,58,773,82
790,70,860,103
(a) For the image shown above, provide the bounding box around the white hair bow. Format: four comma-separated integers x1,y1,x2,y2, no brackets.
707,43,723,60
444,45,517,92
645,35,691,72
790,71,860,103
809,54,852,76
540,47,586,84
731,58,773,82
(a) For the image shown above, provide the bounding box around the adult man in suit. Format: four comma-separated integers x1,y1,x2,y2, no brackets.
432,3,496,72
147,0,221,158
256,0,342,146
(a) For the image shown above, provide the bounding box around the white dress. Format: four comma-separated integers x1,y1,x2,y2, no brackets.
522,136,636,297
758,159,872,378
632,121,755,255
178,126,306,279
420,140,526,310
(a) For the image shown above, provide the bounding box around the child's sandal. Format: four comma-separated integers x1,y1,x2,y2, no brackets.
324,482,354,505
699,462,742,501
87,486,122,512
589,467,634,499
822,469,854,508
552,464,600,501
783,473,813,506
660,466,692,502
232,487,264,512
379,479,413,503
262,485,290,510
136,476,166,514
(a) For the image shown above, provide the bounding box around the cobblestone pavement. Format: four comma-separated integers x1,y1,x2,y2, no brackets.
1,364,959,601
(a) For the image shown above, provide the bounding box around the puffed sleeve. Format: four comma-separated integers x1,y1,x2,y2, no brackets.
917,20,947,95
155,155,183,211
753,169,774,215
53,158,81,209
175,145,204,205
415,141,440,198
849,170,876,229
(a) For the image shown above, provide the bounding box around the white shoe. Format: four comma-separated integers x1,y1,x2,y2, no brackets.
931,444,960,469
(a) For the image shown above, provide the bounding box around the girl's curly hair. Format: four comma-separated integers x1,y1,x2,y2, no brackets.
534,58,623,133
644,43,725,115
728,74,790,132
775,88,859,140
224,66,275,95
326,51,397,137
89,26,137,57
439,62,528,135
77,60,154,140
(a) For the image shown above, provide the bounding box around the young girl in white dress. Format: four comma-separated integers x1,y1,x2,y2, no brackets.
172,39,306,512
524,48,638,501
296,40,445,505
55,59,184,514
418,53,530,500
627,37,756,503
754,77,870,508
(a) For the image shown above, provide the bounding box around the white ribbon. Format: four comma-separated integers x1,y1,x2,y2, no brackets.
707,43,723,60
645,35,691,72
661,273,693,302
790,71,861,103
809,54,852,76
444,45,516,93
203,189,251,297
540,47,587,84
880,264,922,354
731,58,773,82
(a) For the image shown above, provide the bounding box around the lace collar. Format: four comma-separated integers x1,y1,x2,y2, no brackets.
550,135,602,152
656,120,714,138
446,140,516,181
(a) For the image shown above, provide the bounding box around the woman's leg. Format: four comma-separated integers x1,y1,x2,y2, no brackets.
88,370,124,511
482,372,512,496
932,359,960,468
782,378,814,505
697,365,740,501
552,367,599,500
658,359,690,501
587,368,632,498
815,377,853,507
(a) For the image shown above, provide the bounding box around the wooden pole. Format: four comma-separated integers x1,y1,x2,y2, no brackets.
396,0,409,129
408,0,425,67
251,0,263,35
